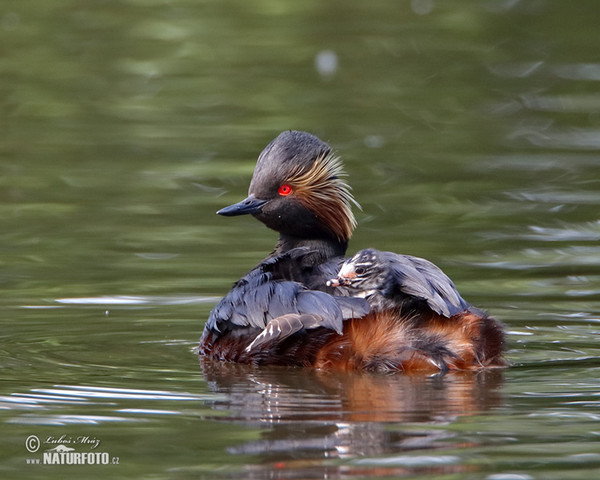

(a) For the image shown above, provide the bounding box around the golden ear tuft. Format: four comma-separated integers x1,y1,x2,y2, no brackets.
288,152,358,242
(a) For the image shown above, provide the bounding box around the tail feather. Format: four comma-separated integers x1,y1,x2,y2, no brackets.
245,313,325,352
315,310,506,372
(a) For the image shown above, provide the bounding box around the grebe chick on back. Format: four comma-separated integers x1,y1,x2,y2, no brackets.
199,131,506,371
328,248,470,317
327,248,506,370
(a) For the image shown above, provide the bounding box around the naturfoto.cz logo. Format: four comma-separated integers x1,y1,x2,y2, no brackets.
25,434,119,466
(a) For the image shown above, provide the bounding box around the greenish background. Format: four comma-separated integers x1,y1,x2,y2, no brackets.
2,1,600,478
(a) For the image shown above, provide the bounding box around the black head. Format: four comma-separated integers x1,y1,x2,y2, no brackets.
218,131,357,243
328,248,388,291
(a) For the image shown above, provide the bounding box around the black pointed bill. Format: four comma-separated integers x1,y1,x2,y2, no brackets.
217,194,268,216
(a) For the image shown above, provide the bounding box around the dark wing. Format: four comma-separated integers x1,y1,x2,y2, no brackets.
383,252,470,317
262,246,345,292
246,292,369,352
204,248,313,335
203,266,300,335
308,257,347,292
202,250,369,342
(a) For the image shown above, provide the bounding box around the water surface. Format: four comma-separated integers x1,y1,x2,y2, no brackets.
2,1,600,478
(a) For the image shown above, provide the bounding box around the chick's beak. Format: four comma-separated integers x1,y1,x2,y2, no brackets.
327,275,352,287
326,264,356,287
217,194,267,216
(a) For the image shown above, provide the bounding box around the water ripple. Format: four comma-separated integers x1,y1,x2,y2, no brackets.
54,295,220,306
353,454,460,467
32,385,212,401
507,191,600,206
2,384,221,426
9,414,136,426
552,63,600,81
522,128,600,150
21,295,220,309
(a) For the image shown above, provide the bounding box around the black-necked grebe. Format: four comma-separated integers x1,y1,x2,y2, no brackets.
199,131,505,372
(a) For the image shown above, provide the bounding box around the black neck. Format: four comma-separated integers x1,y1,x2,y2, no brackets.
273,234,348,259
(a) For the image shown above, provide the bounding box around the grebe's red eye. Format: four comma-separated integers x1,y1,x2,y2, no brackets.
278,184,293,196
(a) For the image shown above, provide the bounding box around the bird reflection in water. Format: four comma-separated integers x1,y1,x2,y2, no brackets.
200,358,503,478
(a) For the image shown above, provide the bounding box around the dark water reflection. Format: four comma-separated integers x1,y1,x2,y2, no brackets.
201,360,504,426
201,360,504,468
3,0,600,478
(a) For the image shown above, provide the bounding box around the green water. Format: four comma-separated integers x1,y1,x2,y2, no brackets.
2,1,600,478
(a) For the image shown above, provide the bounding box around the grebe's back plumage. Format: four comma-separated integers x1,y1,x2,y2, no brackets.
201,247,369,365
199,131,506,371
